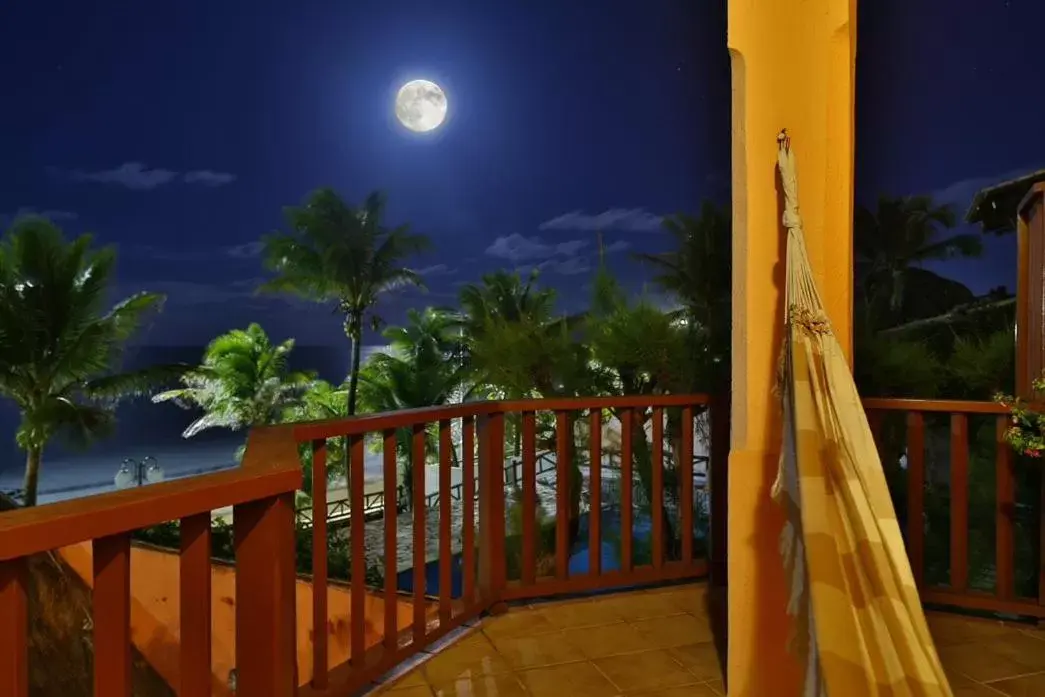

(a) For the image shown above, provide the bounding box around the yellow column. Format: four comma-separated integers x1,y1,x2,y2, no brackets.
726,1,856,695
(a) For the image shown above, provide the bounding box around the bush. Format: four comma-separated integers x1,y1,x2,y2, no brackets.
132,519,384,586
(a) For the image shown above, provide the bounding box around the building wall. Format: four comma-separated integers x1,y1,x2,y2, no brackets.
58,541,435,694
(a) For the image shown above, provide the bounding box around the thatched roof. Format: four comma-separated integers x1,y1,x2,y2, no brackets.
966,169,1045,234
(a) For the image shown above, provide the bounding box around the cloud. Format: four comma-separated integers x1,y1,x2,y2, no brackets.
114,279,253,306
539,208,664,233
227,241,263,259
545,257,591,276
484,234,589,263
68,162,236,190
72,162,178,190
411,263,456,277
117,277,315,311
126,241,263,262
184,170,237,187
511,256,591,278
484,231,631,277
0,207,78,225
930,164,1045,212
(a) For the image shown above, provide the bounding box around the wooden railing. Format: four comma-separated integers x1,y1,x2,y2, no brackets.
864,398,1045,620
292,394,724,695
293,450,562,528
0,427,303,697
4,393,1038,696
0,394,724,697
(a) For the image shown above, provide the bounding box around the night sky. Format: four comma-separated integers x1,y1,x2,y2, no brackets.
0,0,1042,351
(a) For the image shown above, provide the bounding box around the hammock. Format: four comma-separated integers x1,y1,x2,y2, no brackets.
772,131,953,696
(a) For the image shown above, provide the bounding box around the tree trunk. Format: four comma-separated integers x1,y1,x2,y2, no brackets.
23,447,42,507
629,415,676,563
345,314,364,416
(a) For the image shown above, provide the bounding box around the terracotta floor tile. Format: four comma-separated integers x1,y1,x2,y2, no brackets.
421,634,513,685
593,648,695,692
630,612,714,648
374,683,435,696
928,614,1014,648
599,590,691,621
488,629,586,669
945,673,1006,697
668,643,723,681
429,672,530,696
517,660,620,697
381,668,430,690
564,621,651,659
644,585,708,614
939,643,1039,684
985,671,1045,697
703,678,726,695
986,633,1045,672
480,608,557,639
537,597,626,628
626,683,721,697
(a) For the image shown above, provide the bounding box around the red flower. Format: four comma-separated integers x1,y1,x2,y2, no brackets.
1025,449,1042,458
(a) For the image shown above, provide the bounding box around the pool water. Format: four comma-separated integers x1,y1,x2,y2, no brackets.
397,506,710,597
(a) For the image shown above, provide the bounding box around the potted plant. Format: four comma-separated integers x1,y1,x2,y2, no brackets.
995,374,1045,459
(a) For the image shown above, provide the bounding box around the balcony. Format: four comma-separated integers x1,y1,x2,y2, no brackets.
1,394,1044,696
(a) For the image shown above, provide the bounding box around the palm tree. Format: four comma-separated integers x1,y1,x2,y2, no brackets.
457,270,582,398
632,202,731,390
458,270,559,334
384,307,466,370
586,260,694,562
282,379,350,497
258,188,430,415
0,217,172,507
855,194,982,318
153,323,315,458
356,308,467,504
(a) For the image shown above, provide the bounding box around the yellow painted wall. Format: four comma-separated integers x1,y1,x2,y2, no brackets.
727,0,856,694
59,542,433,694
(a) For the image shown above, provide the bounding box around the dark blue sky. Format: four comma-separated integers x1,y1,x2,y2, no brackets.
0,0,1042,351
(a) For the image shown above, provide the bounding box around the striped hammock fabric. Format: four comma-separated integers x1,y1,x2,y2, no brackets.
772,133,954,696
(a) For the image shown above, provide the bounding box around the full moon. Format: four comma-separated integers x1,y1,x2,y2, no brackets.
395,79,448,133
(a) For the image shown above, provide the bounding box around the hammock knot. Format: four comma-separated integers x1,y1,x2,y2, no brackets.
788,305,831,337
782,206,803,231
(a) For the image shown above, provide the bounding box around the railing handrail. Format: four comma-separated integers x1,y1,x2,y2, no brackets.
297,444,713,525
1,394,1013,560
0,395,714,559
861,398,1010,414
291,394,712,442
0,427,303,561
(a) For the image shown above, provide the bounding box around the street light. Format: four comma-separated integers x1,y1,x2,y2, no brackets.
114,456,165,490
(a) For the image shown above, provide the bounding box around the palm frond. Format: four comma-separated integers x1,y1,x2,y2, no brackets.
81,363,190,405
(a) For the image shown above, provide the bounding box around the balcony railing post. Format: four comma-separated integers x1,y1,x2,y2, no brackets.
709,392,730,588
0,557,28,697
477,410,507,606
234,492,298,697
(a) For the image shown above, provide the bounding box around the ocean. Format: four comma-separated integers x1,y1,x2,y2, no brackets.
0,344,374,505
0,344,714,508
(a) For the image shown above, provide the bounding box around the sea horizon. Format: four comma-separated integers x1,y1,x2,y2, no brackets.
0,343,714,508
0,343,383,502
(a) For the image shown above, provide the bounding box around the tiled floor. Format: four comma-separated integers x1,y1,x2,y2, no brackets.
370,582,723,696
931,612,1045,696
367,581,1045,696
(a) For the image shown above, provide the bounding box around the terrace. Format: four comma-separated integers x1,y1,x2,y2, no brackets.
2,394,1045,696
3,2,1045,696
